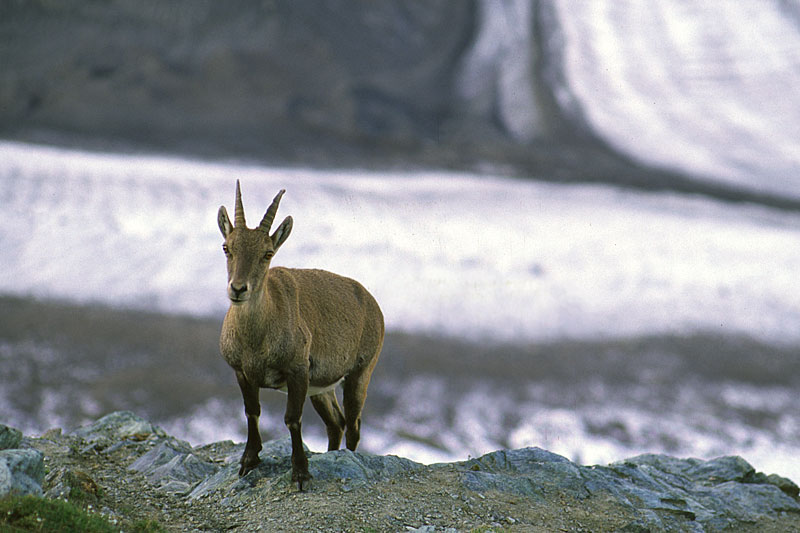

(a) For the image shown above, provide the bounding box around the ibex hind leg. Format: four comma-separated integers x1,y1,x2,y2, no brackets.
310,390,345,451
342,358,379,451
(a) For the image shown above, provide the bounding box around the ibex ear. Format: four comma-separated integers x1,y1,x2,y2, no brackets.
218,206,233,237
271,216,293,250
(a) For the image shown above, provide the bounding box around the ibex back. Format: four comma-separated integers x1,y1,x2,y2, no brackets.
217,181,384,490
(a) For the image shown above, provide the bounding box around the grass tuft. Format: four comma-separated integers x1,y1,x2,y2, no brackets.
0,494,116,533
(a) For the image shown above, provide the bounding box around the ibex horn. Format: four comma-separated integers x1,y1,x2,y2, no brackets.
259,189,286,233
234,180,247,228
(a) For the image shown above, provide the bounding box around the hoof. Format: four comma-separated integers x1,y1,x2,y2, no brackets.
292,470,313,492
238,455,261,477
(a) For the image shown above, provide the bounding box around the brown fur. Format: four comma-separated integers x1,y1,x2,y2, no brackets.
217,182,384,490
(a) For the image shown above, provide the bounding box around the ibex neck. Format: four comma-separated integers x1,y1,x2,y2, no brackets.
228,289,276,343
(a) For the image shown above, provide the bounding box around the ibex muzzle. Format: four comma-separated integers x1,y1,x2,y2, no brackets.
217,181,384,491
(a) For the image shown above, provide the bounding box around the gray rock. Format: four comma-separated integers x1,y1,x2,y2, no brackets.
457,449,800,531
30,412,800,531
460,470,546,500
192,440,423,498
0,449,45,497
189,463,240,500
129,439,219,495
308,448,422,486
457,447,586,500
256,436,297,462
189,437,298,499
177,438,799,531
625,453,756,485
72,411,166,451
702,480,800,524
766,473,800,498
602,453,800,528
460,446,571,474
0,424,23,450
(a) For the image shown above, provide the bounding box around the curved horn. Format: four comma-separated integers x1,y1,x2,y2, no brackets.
234,180,246,228
259,189,286,232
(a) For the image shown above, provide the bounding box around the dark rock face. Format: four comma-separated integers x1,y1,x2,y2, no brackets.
0,424,23,451
4,1,768,203
0,1,475,163
7,411,800,530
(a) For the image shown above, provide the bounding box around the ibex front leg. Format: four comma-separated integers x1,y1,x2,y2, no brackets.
285,369,311,491
236,370,262,477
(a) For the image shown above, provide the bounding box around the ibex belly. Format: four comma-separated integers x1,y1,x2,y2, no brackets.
273,377,344,397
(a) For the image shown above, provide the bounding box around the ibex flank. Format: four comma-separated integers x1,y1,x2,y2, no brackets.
217,181,384,491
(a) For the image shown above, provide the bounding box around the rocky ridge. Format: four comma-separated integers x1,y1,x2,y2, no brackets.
2,411,799,532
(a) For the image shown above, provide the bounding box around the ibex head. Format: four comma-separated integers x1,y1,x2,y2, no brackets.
217,181,293,304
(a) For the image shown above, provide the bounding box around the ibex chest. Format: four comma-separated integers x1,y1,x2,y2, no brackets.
255,366,288,391
224,347,287,388
240,358,343,397
221,345,342,396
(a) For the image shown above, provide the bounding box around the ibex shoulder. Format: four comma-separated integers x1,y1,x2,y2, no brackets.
270,267,379,306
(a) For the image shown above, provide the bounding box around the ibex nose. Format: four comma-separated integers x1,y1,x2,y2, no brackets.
229,283,248,300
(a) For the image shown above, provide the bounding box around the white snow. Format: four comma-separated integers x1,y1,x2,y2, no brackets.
3,140,800,345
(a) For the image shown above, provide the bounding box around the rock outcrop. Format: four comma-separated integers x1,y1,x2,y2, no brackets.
5,412,800,532
0,423,44,498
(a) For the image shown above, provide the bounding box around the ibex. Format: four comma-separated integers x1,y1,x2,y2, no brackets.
217,181,384,490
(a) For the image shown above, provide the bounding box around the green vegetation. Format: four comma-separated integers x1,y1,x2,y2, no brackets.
0,495,168,533
0,494,116,533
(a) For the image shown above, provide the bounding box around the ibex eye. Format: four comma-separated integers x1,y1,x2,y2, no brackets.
222,244,230,255
264,250,274,260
